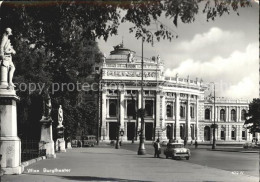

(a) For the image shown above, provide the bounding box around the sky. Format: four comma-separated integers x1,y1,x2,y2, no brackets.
97,1,259,100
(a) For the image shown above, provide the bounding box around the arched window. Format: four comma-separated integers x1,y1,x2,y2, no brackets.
109,102,117,117
241,110,246,120
167,105,173,117
220,109,225,121
231,109,236,121
205,109,210,120
180,106,185,118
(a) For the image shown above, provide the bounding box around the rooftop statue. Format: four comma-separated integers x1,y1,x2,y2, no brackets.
0,28,16,87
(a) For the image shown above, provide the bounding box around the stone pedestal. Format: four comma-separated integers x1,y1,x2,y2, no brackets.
56,138,66,152
0,91,22,175
67,142,72,149
39,118,56,158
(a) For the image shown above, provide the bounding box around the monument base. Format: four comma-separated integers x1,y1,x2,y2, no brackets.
39,140,56,158
39,118,56,158
67,142,72,149
0,136,23,175
55,138,66,152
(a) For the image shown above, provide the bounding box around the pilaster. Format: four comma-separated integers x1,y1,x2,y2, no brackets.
195,96,200,141
186,94,191,141
175,93,181,141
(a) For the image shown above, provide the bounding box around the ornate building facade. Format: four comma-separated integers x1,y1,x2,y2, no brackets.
91,44,258,143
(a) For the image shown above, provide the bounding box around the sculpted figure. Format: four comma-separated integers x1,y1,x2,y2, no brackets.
127,51,133,63
157,55,161,63
58,105,63,127
0,28,16,87
42,91,52,120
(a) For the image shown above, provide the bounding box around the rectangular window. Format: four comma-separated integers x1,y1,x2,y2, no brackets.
190,106,195,118
242,131,246,140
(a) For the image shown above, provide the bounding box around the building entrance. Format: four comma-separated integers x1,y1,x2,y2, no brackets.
166,124,173,139
109,122,118,140
145,123,153,141
127,122,135,140
204,126,210,141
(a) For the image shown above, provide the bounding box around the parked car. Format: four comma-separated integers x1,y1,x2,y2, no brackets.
71,139,78,148
164,143,191,160
82,135,97,147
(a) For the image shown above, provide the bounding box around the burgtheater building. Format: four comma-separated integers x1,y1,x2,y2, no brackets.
91,44,259,143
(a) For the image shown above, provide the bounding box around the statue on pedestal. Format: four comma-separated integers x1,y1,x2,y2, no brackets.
0,28,16,87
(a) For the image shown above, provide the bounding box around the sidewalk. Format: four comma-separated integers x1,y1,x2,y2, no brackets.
2,146,258,182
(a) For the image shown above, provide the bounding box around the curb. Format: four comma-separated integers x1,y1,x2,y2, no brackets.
208,149,259,153
21,156,47,169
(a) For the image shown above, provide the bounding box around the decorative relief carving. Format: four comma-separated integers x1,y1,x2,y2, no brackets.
6,145,14,155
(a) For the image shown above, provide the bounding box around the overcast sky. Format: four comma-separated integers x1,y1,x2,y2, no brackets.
97,2,259,100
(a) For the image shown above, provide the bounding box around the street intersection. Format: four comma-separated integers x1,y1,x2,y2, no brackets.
2,144,259,182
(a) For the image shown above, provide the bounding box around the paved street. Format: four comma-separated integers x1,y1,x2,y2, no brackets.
121,143,259,177
2,145,259,182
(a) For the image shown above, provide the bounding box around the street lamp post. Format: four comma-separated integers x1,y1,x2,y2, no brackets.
138,37,146,155
115,84,121,149
211,83,216,149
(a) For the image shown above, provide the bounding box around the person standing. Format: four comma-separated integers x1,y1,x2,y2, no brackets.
195,140,198,149
153,139,161,158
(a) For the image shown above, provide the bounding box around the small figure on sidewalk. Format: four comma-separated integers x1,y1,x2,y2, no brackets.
255,138,258,145
153,139,161,158
195,140,198,149
184,137,187,147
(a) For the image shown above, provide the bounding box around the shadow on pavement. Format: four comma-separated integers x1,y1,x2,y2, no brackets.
60,176,152,182
79,152,137,156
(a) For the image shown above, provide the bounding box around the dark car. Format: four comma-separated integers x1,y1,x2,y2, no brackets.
164,143,191,160
82,135,96,147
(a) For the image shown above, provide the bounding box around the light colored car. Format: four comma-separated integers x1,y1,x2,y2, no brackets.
164,143,191,160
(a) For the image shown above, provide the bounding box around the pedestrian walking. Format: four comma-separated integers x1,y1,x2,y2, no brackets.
153,139,161,158
195,140,198,149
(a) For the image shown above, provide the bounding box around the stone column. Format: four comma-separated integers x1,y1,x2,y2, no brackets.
226,106,229,122
215,106,218,122
120,90,127,141
161,93,167,140
0,92,22,174
101,89,108,140
195,96,200,141
186,94,191,141
226,125,230,141
175,93,181,141
106,122,109,140
155,91,161,139
237,125,242,141
217,125,221,140
237,106,240,122
106,98,109,118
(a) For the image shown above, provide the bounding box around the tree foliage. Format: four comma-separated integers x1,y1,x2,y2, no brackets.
0,0,251,139
244,98,260,134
